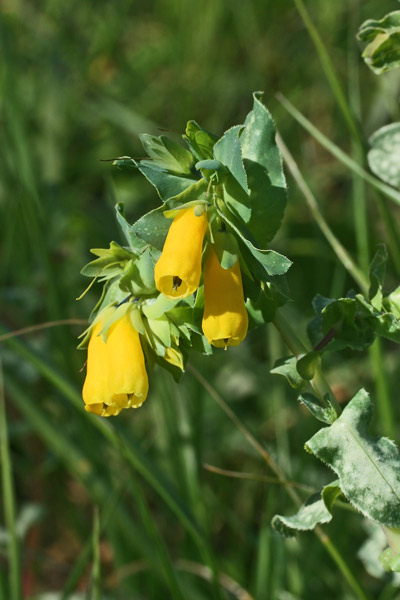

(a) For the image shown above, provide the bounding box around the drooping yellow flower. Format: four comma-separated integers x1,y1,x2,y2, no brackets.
154,206,208,299
202,249,248,348
83,314,148,417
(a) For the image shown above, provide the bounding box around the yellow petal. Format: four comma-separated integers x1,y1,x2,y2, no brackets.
154,206,208,299
82,321,110,407
85,403,122,417
202,249,248,348
106,314,149,407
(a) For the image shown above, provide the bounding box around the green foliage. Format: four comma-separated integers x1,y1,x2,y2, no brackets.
298,393,337,425
271,356,307,390
368,123,400,188
358,11,400,74
272,481,342,537
306,389,400,527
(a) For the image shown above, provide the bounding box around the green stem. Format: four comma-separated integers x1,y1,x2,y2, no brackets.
315,526,369,600
0,362,21,600
277,133,369,293
369,339,395,439
91,507,101,600
272,310,341,415
292,0,362,144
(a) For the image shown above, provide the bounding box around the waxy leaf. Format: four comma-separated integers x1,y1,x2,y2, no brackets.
140,134,194,175
216,203,291,278
271,356,307,390
239,92,287,245
213,125,248,193
213,231,240,270
369,244,387,310
358,11,400,74
272,481,342,537
137,163,196,201
368,123,400,188
306,389,400,527
299,392,337,425
184,120,217,162
246,282,288,328
130,208,171,252
164,178,209,211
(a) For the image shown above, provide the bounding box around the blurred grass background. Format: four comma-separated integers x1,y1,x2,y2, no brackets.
1,0,400,598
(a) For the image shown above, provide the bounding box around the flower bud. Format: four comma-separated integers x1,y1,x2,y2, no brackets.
202,249,248,348
154,206,208,299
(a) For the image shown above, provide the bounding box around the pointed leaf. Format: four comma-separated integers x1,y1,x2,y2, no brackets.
358,11,400,74
140,134,194,175
213,125,248,192
368,123,400,187
272,481,341,537
369,244,387,310
306,389,400,527
271,356,307,390
299,393,337,425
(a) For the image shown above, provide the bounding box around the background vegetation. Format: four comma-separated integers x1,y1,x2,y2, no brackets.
1,0,399,598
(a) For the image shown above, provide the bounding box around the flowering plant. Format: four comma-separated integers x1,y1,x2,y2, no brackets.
79,91,400,578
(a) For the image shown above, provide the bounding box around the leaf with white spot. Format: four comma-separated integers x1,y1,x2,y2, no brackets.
272,480,342,537
306,389,400,527
368,123,400,188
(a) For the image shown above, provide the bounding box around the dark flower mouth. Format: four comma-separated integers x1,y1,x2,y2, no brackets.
173,276,182,290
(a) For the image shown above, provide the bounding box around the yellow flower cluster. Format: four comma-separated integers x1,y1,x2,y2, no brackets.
83,314,148,416
154,206,248,348
82,205,248,417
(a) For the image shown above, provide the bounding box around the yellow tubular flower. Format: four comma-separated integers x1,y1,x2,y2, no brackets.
202,249,249,348
82,314,148,417
106,314,149,409
154,206,208,299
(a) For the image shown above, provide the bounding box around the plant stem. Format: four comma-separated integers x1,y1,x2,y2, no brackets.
189,364,368,599
0,361,21,600
272,310,341,415
292,0,362,143
277,133,369,293
315,526,369,600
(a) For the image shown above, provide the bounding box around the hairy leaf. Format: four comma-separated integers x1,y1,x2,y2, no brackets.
272,481,341,537
368,123,400,188
214,125,248,193
306,389,400,527
358,11,400,74
271,356,307,390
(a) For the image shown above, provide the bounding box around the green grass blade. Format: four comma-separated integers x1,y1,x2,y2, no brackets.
276,93,400,207
90,507,101,600
127,475,185,600
292,0,361,143
277,133,369,293
1,330,223,598
0,362,21,600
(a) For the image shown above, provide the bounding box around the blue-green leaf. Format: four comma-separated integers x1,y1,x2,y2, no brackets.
368,123,400,187
272,481,342,537
358,11,400,75
299,392,337,425
140,134,194,175
369,244,387,311
183,120,217,162
306,389,400,527
213,125,248,192
239,92,287,245
271,356,307,390
137,163,196,201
